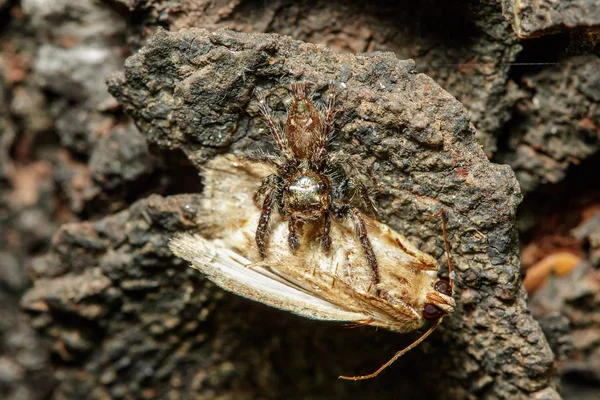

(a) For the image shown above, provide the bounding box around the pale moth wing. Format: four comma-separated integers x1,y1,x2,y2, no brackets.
170,233,371,322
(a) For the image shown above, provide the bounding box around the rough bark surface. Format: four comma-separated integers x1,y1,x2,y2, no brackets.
495,55,600,195
113,0,522,156
20,28,558,399
529,262,600,400
1,0,599,399
501,0,600,38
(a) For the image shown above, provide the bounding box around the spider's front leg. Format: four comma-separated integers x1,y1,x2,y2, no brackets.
253,174,284,208
332,203,380,284
312,82,336,167
255,88,293,161
255,174,284,258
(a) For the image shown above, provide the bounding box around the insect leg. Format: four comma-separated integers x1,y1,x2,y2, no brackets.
425,208,454,290
339,319,442,380
313,82,336,167
288,215,300,250
256,88,292,159
333,204,379,283
255,176,283,258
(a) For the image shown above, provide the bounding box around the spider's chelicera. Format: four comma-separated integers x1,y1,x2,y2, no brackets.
247,82,381,283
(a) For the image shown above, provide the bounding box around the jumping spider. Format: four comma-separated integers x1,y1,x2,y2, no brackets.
247,82,381,283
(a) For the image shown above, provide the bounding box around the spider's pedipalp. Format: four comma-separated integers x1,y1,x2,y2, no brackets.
244,151,281,170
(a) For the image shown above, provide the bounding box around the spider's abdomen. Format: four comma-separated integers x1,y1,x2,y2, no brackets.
284,170,329,217
285,97,323,160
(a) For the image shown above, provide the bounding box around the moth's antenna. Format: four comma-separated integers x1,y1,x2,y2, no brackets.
339,318,442,380
423,208,453,289
439,209,453,290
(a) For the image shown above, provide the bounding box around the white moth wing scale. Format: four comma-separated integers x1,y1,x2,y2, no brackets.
169,233,372,322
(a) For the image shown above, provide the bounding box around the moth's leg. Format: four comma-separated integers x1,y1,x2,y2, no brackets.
255,176,283,258
333,204,379,283
320,211,332,251
288,215,300,250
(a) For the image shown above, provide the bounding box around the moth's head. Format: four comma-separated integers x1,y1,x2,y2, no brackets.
423,279,455,320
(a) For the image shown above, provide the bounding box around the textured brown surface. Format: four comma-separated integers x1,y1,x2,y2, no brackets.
1,0,599,399
74,28,554,398
501,0,600,38
529,263,600,400
113,0,522,155
495,55,600,195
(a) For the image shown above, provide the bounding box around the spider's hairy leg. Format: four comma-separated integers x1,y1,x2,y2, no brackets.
333,204,380,284
255,175,284,258
255,88,291,159
321,211,332,251
288,216,300,250
323,81,336,137
243,152,281,170
313,82,336,167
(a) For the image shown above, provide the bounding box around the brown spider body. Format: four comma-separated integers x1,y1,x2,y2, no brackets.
250,82,381,282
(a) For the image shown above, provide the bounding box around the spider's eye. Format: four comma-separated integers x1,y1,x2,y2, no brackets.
318,182,327,192
423,304,444,320
434,280,451,296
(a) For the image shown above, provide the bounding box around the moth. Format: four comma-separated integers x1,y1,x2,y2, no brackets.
169,154,456,380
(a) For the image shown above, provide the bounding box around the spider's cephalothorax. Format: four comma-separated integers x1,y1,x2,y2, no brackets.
249,82,381,283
